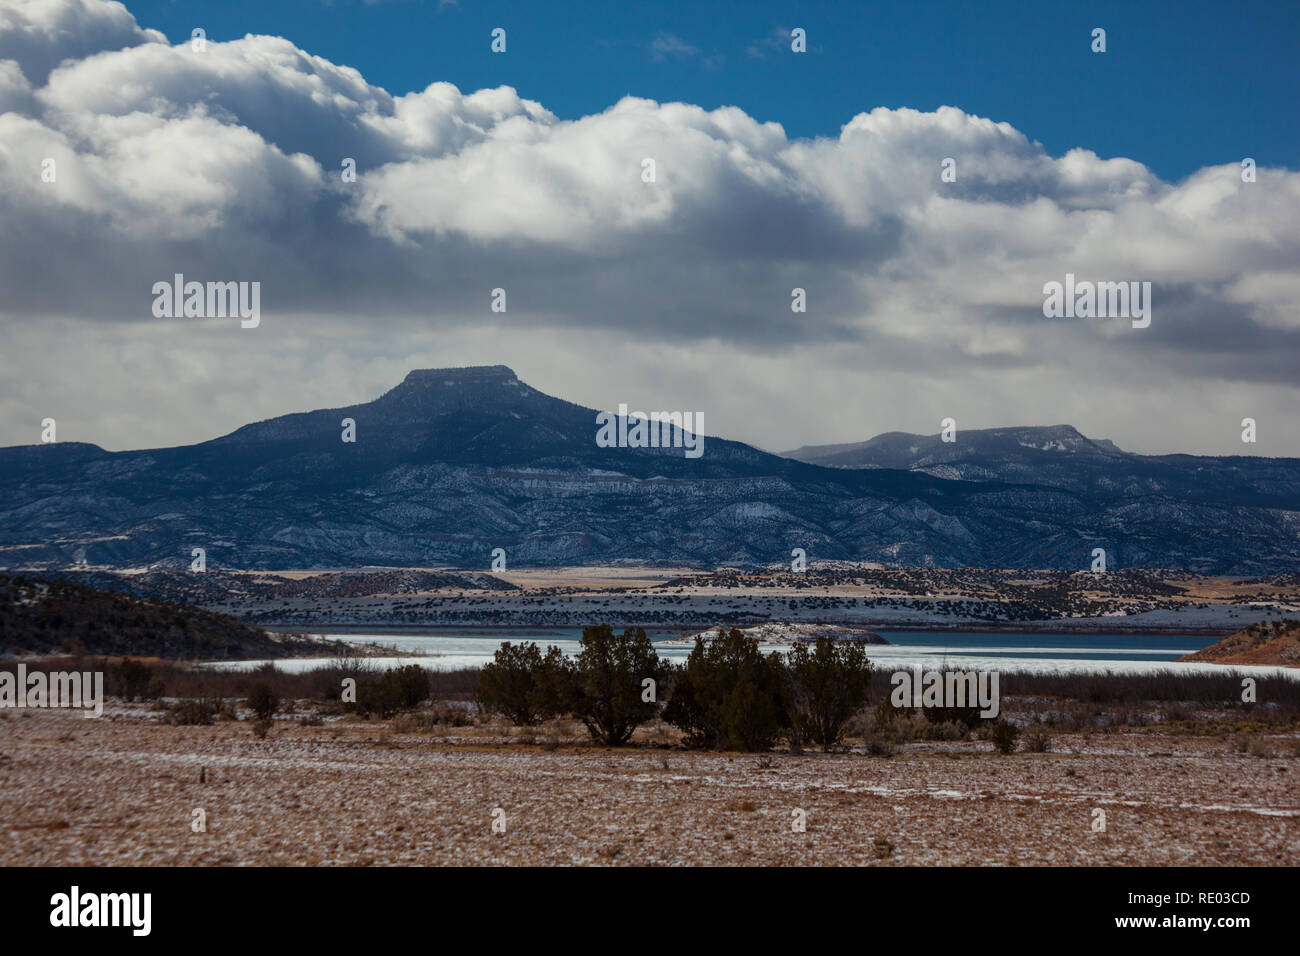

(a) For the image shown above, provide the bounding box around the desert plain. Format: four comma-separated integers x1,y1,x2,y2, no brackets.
2,704,1296,867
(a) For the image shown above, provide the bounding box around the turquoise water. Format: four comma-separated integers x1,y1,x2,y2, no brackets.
880,631,1212,660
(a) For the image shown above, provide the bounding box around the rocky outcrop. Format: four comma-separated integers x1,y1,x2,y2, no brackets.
1178,619,1300,668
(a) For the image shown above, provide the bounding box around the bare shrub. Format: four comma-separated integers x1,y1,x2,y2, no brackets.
246,682,278,721
1023,728,1051,753
162,699,217,726
990,720,1020,755
1234,734,1274,758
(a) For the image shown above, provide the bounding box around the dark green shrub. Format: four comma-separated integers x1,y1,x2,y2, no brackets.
570,625,664,746
663,629,788,751
784,636,874,750
355,664,430,719
535,645,576,718
477,643,571,725
387,664,431,711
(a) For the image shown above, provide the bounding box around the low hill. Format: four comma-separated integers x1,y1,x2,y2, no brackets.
1178,619,1300,668
0,574,339,660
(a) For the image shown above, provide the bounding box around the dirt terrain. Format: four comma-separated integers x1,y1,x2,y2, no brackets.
1180,620,1300,668
2,706,1296,866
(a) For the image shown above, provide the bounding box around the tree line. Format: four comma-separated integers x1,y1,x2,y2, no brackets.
476,625,876,751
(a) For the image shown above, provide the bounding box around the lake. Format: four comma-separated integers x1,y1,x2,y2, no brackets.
213,629,1300,679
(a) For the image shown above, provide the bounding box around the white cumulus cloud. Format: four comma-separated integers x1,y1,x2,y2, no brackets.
1,0,1298,459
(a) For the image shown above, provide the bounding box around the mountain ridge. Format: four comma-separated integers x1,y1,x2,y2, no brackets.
1,366,1298,573
782,424,1129,465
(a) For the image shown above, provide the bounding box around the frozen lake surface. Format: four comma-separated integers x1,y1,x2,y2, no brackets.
209,629,1300,680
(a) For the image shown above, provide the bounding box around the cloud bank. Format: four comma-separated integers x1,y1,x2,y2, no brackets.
1,0,1298,457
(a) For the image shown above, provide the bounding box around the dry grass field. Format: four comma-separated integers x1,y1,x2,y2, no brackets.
2,705,1296,866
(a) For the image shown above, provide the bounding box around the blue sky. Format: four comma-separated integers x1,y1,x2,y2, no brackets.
126,0,1297,181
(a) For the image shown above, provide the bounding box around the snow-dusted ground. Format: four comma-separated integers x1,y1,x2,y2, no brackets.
2,706,1296,866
